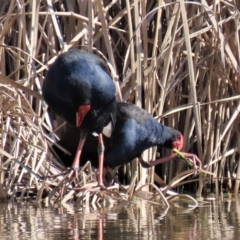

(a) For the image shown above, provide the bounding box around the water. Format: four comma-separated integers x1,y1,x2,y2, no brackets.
0,197,240,240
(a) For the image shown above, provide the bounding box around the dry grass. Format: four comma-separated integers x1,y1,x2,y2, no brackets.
0,0,240,203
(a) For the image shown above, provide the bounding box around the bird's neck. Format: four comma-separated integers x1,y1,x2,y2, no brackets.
144,119,172,148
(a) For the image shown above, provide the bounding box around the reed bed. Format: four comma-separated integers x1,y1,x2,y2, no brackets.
0,0,240,203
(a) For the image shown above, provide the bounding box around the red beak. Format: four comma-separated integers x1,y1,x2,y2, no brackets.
76,105,91,127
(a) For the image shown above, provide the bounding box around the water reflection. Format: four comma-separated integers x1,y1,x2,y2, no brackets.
0,198,240,240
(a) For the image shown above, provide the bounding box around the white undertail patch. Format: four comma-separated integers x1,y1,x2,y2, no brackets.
102,121,113,138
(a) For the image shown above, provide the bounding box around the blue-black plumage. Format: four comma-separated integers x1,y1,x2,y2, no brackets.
43,49,116,132
103,102,183,168
43,49,117,186
52,102,192,172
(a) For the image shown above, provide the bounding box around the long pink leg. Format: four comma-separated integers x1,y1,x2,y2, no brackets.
71,133,106,192
68,132,87,179
139,152,201,169
97,133,105,186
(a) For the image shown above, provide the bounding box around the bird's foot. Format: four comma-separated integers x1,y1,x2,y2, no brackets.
141,152,202,176
67,166,80,180
179,152,202,176
56,167,81,198
46,167,81,201
173,149,201,170
182,154,202,169
43,166,80,181
86,184,106,192
74,182,118,194
59,167,82,195
74,182,104,191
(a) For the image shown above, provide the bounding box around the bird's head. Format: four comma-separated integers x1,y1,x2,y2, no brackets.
76,105,91,127
172,134,184,151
